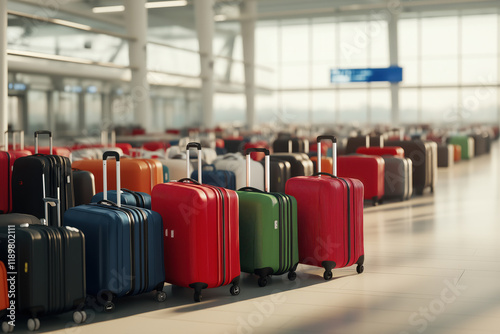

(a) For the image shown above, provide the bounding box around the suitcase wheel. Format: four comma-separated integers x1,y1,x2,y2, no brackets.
323,270,333,281
287,271,297,281
27,318,40,332
258,276,269,287
155,291,167,303
73,310,87,324
356,264,365,274
194,291,202,303
104,301,115,312
230,284,240,296
2,321,14,333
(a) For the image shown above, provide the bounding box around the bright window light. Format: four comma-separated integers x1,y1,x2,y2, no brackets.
93,1,188,13
92,5,125,13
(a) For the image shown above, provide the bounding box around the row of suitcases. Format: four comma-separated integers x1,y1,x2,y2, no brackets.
0,137,365,332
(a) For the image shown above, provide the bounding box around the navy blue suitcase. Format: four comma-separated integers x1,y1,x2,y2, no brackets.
64,152,166,310
190,164,236,190
91,189,151,209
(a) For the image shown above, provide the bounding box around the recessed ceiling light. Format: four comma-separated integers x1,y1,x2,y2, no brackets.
92,5,125,14
93,1,188,13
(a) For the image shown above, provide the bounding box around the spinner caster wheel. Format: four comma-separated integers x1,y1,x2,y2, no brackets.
258,276,268,287
287,271,297,281
323,270,333,281
230,285,240,296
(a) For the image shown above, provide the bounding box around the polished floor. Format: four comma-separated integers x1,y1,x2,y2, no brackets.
16,142,500,334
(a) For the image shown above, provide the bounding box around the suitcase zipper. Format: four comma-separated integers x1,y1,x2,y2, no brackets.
338,178,352,267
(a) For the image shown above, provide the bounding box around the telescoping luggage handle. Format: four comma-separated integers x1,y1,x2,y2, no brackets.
317,135,337,176
365,135,384,148
4,130,25,150
245,148,270,192
34,130,53,155
186,142,203,184
102,151,121,207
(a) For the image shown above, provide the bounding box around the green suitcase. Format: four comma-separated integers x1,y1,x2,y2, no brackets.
238,148,299,287
448,136,475,160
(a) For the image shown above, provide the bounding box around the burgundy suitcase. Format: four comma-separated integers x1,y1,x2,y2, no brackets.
337,155,385,206
152,142,241,302
285,136,364,280
355,136,405,158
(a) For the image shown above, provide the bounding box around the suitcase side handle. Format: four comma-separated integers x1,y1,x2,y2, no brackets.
102,151,121,207
34,130,53,155
186,142,202,184
317,136,337,176
245,148,269,192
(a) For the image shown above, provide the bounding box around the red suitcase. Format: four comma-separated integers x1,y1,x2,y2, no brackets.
152,142,240,302
1,261,8,315
285,136,364,280
338,155,385,206
355,136,405,159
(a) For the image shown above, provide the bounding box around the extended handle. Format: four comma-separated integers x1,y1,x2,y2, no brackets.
103,151,121,207
366,135,384,148
316,135,337,176
101,130,116,147
245,148,269,192
34,130,53,154
4,130,25,150
186,142,202,184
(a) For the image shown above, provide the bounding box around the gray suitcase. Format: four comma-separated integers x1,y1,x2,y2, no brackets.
437,144,454,168
382,155,413,201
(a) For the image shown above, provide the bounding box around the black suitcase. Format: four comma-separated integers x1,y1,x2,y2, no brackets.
12,131,74,225
0,213,41,227
270,153,313,177
437,144,454,168
345,136,382,154
0,223,86,332
261,158,291,193
272,138,309,153
72,170,95,206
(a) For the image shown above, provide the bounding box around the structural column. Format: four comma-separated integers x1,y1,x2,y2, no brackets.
388,12,400,125
0,5,8,146
125,0,151,131
194,0,215,129
240,0,257,130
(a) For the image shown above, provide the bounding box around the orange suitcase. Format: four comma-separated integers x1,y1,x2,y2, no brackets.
310,156,333,174
453,144,462,162
73,157,163,195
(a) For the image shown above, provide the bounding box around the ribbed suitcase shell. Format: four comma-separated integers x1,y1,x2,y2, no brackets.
0,262,8,315
356,146,405,159
270,153,314,177
152,181,240,301
0,225,85,322
91,189,151,209
448,136,475,160
382,155,413,201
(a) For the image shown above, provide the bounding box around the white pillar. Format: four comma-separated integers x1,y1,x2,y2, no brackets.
240,0,257,130
0,5,8,146
194,0,215,129
388,13,400,125
125,0,151,131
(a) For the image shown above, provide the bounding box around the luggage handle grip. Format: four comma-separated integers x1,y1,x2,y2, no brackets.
186,142,202,184
178,178,201,185
316,136,337,176
313,172,338,179
237,186,266,193
34,130,53,155
245,148,269,192
102,151,121,207
97,199,119,207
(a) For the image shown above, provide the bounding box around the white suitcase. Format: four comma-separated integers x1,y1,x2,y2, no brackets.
213,153,264,190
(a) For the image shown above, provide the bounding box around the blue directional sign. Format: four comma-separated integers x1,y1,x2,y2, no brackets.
330,66,403,83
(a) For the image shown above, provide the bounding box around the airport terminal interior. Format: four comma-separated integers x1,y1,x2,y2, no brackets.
1,0,500,333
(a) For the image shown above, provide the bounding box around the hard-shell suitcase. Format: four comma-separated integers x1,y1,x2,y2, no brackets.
337,155,385,206
453,144,462,162
470,132,490,156
0,262,8,320
91,189,151,209
191,165,237,190
64,152,166,309
355,136,405,158
238,148,299,287
12,131,74,225
72,157,162,195
72,170,95,206
0,207,87,332
213,153,265,190
261,158,291,193
152,143,241,302
437,144,454,168
270,153,314,178
285,136,365,280
345,136,382,154
385,139,437,195
272,138,309,154
0,213,41,226
448,136,474,160
381,155,413,201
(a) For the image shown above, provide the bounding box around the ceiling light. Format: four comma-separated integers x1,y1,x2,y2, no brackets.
92,5,125,14
214,14,226,22
145,1,188,9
